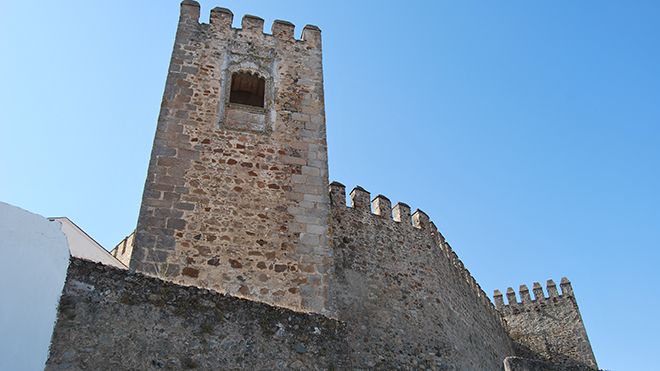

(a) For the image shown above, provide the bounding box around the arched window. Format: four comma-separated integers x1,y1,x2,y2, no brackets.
229,72,265,107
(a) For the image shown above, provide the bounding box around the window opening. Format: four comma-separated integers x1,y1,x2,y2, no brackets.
229,72,265,107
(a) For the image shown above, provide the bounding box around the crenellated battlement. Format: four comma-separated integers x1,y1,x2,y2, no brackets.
329,181,501,319
494,277,597,369
329,182,437,231
494,277,575,313
179,1,321,47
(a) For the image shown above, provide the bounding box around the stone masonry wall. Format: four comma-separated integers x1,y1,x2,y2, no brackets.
131,1,333,314
328,182,516,370
47,194,599,370
110,231,134,267
494,280,598,370
47,258,349,370
102,2,601,369
504,356,576,371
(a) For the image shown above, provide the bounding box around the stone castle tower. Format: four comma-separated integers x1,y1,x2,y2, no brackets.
43,1,605,369
131,1,332,313
495,279,598,370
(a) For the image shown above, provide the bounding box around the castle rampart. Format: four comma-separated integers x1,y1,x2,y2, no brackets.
86,177,599,369
43,2,600,369
494,279,598,370
329,182,516,369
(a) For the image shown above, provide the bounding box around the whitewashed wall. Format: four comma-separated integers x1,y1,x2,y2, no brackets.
0,202,70,371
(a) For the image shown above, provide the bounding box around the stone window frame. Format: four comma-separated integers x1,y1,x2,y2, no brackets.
218,60,274,134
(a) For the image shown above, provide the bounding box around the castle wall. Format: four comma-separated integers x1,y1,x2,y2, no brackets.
110,230,135,267
328,183,516,369
94,3,601,369
494,280,598,370
131,2,333,314
45,197,600,370
46,258,349,370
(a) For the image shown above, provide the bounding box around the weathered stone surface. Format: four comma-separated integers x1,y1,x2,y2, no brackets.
495,280,598,370
330,184,515,370
504,356,595,371
46,258,349,370
131,0,332,314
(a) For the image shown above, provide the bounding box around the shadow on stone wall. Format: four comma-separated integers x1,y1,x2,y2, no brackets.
46,258,349,370
46,258,598,370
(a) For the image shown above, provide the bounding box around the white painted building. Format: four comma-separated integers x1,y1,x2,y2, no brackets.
49,217,126,269
0,202,71,371
0,202,126,370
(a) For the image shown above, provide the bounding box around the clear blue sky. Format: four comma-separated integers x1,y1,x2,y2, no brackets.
2,1,658,369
